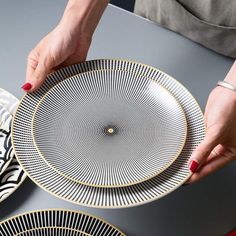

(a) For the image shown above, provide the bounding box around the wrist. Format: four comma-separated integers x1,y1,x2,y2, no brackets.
224,78,236,87
61,0,109,37
224,60,236,87
216,82,236,102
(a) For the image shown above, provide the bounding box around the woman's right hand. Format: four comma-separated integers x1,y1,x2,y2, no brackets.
22,0,109,92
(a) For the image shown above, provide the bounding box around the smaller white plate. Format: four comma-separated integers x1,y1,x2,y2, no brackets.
32,70,187,187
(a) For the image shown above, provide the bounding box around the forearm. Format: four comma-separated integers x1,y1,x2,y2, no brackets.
61,0,109,37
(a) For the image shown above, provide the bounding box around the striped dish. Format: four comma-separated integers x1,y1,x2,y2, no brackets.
32,70,187,187
12,59,205,208
0,88,27,202
0,105,14,175
0,209,125,236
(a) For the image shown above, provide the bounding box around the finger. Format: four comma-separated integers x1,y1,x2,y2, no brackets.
206,144,226,162
26,52,39,80
31,54,54,91
22,51,39,92
54,53,88,70
187,153,233,184
23,52,54,92
189,134,219,173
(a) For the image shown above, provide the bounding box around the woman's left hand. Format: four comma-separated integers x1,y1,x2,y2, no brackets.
187,83,236,183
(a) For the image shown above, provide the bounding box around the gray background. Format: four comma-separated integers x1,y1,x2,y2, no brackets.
0,1,236,235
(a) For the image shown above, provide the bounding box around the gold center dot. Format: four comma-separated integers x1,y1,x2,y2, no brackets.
107,128,114,134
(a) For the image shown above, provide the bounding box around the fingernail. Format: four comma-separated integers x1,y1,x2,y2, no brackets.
21,83,32,92
189,160,199,173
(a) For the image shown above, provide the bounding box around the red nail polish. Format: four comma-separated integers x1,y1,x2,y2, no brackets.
189,160,199,173
226,229,236,236
21,83,32,92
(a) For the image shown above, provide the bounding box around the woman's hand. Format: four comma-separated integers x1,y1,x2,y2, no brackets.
22,0,109,92
188,63,236,183
23,22,91,92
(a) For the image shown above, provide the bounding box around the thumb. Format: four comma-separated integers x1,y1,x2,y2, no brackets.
23,52,53,92
189,134,219,173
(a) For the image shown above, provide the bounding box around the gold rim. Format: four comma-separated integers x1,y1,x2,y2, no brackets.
15,227,91,236
0,208,126,235
31,68,188,188
11,59,205,208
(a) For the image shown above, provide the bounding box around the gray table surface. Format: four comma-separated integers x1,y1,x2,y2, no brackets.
0,1,236,236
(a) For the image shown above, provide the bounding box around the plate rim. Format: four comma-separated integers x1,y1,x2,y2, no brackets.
31,69,188,188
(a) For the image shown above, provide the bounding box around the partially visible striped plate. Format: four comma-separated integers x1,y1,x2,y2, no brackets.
12,59,205,208
0,209,125,236
0,88,27,203
0,88,19,115
0,105,13,175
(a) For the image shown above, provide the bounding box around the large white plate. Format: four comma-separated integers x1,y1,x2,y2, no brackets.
0,88,27,203
32,70,187,187
12,60,205,208
0,209,125,236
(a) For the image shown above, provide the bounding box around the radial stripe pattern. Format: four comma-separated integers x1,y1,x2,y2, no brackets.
32,70,187,187
0,209,125,236
12,59,205,208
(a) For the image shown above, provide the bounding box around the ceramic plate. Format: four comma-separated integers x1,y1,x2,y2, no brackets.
0,88,27,202
0,209,125,236
32,70,187,187
0,105,14,175
12,60,205,208
0,88,19,115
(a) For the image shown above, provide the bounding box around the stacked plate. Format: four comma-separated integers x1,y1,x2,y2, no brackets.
0,209,125,236
0,88,27,203
12,59,205,208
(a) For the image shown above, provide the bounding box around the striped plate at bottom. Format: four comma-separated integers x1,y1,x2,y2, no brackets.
0,209,125,236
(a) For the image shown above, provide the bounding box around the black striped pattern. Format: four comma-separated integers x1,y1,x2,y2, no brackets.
32,70,187,187
0,209,125,236
12,59,205,208
0,157,25,201
0,105,13,175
